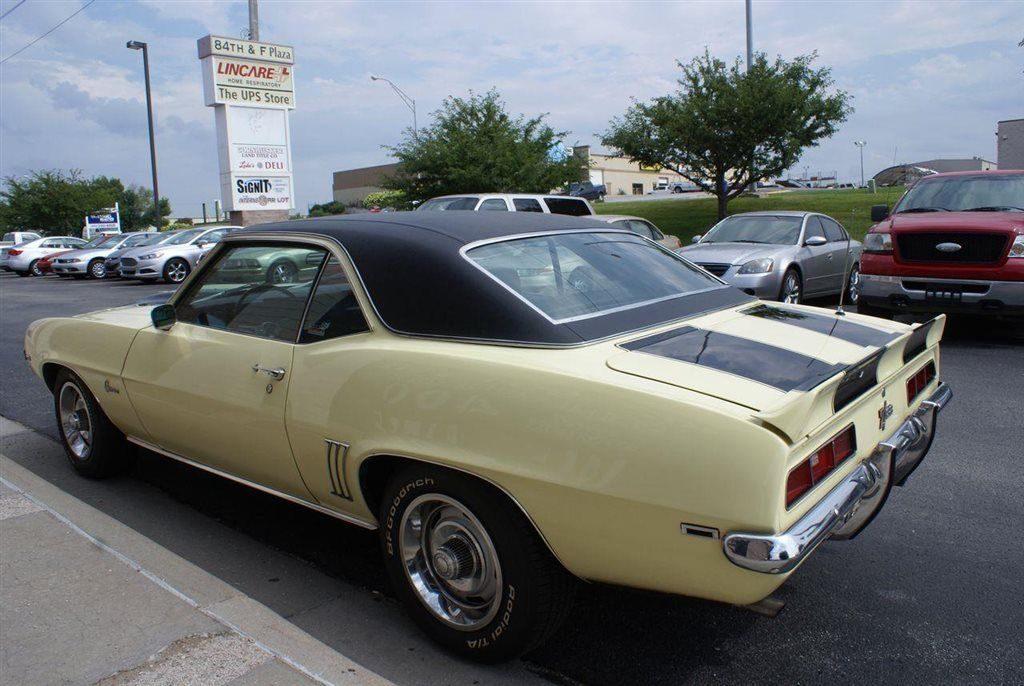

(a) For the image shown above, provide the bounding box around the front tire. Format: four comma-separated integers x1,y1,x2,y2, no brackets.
379,465,574,662
28,260,42,277
52,369,131,478
163,258,190,284
845,263,860,305
88,259,107,279
778,268,802,304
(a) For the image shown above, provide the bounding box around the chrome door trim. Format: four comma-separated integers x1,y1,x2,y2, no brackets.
126,435,377,530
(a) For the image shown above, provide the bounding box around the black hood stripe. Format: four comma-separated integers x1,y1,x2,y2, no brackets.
621,326,845,392
742,304,900,348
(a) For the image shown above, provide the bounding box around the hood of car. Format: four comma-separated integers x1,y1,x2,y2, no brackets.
63,247,115,260
607,302,909,414
882,211,1024,234
676,242,789,266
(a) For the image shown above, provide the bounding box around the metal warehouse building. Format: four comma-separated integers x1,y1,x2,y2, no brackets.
997,119,1024,170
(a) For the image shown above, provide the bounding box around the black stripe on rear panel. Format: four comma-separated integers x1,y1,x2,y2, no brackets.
621,326,845,392
742,304,900,348
902,316,937,363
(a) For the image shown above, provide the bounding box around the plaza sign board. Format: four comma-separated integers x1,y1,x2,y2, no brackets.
202,55,295,108
197,35,294,64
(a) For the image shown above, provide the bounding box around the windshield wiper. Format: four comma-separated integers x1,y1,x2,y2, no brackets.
962,206,1024,212
897,207,950,214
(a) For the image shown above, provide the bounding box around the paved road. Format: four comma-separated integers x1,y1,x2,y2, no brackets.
2,270,1023,685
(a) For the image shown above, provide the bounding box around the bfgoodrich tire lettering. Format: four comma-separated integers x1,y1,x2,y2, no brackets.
379,465,574,662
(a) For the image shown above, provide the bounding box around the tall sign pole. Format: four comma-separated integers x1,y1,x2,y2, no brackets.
198,34,295,226
248,0,259,41
745,0,753,71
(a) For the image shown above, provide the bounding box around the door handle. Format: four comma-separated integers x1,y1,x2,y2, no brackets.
826,253,833,260
252,363,286,381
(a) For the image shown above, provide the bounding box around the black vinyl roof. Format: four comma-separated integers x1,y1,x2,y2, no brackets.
239,212,751,345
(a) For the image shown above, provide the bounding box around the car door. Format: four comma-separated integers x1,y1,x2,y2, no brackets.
799,216,833,296
821,217,852,294
121,239,329,498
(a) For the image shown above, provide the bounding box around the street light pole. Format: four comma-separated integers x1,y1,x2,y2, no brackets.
247,0,259,41
371,75,417,139
745,0,753,72
853,140,867,187
126,40,160,222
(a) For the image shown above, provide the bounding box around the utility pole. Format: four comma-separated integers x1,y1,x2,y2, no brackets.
126,41,160,224
745,0,753,71
248,0,259,41
853,140,867,187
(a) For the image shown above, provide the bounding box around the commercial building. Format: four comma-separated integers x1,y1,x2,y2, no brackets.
332,162,400,205
872,157,997,186
573,146,691,196
997,119,1024,170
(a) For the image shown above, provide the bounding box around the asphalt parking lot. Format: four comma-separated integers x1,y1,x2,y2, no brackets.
2,270,1023,685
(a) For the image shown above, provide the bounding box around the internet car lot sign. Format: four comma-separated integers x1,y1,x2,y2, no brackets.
198,35,295,216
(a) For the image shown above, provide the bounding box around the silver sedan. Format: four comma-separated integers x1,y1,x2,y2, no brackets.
675,211,862,304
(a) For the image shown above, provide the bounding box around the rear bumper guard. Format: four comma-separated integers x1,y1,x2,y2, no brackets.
723,383,952,574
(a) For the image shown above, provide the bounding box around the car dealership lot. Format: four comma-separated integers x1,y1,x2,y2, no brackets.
1,271,1022,684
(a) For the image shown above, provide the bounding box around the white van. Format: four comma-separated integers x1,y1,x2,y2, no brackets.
417,193,594,217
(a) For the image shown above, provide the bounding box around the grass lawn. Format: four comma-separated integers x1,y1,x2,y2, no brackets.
595,187,907,242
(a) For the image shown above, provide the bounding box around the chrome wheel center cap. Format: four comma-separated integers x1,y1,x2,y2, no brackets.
432,536,475,581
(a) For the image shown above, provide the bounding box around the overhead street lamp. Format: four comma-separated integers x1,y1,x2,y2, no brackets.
853,140,867,188
126,40,160,221
371,75,417,139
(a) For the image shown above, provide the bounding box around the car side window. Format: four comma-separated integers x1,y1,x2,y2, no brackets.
804,217,826,243
478,199,508,211
822,218,847,242
627,220,655,239
543,197,591,216
512,198,543,212
42,239,63,248
175,244,327,342
644,222,665,240
125,234,151,247
299,258,369,343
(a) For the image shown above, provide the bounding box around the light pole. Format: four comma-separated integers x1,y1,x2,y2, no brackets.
745,0,753,72
126,40,160,222
371,75,417,139
853,140,867,187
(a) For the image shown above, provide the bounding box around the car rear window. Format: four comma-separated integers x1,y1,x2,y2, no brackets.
543,197,592,216
466,232,722,323
418,197,478,211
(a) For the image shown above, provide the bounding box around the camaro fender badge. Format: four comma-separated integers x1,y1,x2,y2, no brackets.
103,380,120,394
325,439,353,500
878,400,894,431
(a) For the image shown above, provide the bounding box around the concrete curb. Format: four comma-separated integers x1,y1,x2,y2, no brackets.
0,417,394,686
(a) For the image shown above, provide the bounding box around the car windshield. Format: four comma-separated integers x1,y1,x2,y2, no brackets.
701,216,803,245
418,197,478,211
895,173,1024,212
466,232,722,323
136,232,171,247
165,229,204,245
84,235,116,248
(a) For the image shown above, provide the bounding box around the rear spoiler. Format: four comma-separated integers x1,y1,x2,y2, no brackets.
755,315,946,442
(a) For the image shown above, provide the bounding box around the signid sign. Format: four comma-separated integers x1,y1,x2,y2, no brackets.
227,176,292,211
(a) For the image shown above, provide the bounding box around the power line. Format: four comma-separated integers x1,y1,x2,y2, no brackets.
0,0,28,21
0,0,95,65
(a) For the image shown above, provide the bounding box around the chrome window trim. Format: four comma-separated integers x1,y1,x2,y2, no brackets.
459,229,730,326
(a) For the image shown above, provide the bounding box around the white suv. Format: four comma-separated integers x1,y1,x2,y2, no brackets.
417,193,594,216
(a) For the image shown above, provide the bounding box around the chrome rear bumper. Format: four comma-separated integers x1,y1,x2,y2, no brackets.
723,383,952,575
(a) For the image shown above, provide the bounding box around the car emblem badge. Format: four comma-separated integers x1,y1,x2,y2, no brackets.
878,400,894,431
104,380,120,394
935,242,962,253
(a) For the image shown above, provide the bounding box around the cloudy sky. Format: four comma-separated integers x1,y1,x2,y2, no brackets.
1,0,1020,218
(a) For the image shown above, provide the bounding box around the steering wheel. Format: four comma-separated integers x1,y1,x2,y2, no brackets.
233,282,298,317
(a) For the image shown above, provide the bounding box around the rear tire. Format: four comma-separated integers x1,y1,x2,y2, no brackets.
52,369,131,478
28,260,42,277
379,465,575,663
88,259,107,279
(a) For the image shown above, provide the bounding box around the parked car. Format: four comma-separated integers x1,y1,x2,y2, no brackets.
1,231,42,248
667,181,699,193
677,211,862,304
104,231,176,278
118,226,238,284
53,232,158,279
859,170,1024,319
2,236,88,276
417,193,594,216
567,181,606,201
595,214,681,249
25,212,951,662
36,250,78,275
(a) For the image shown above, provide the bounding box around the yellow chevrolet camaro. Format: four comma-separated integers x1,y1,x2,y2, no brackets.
24,212,951,661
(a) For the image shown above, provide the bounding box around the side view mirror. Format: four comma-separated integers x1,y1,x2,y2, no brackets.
691,234,702,243
151,304,176,331
804,235,828,247
870,204,890,222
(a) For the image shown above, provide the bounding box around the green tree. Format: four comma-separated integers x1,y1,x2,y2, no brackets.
308,200,347,217
602,51,852,219
383,89,587,203
0,170,121,234
119,184,171,230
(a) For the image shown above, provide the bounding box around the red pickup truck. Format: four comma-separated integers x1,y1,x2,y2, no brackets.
858,170,1024,319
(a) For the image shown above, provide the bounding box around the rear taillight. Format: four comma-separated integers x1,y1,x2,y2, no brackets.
786,425,857,508
8,249,22,256
906,361,937,404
